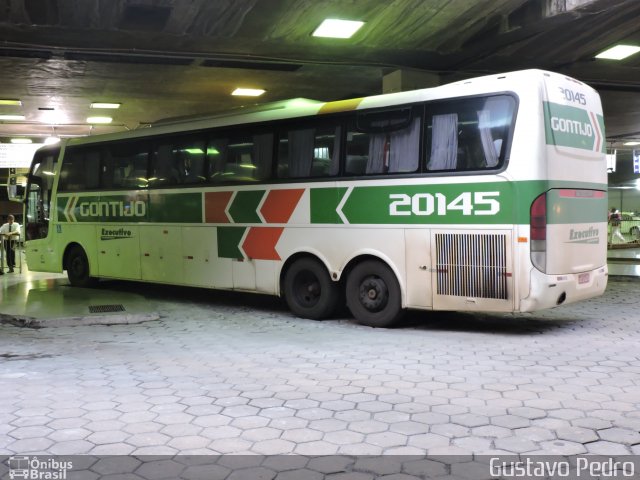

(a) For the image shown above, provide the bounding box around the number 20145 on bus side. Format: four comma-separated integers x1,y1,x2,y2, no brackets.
389,192,501,216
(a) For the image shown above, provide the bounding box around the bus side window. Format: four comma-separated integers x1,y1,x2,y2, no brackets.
105,142,149,189
150,144,179,188
175,139,206,185
346,113,419,175
209,132,273,183
58,148,101,192
277,125,340,178
425,95,515,172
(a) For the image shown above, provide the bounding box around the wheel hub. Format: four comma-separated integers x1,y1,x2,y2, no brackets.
359,276,388,312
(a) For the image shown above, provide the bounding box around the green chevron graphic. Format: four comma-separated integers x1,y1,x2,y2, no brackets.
228,190,265,223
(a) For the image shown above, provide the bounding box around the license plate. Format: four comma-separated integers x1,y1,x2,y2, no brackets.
578,273,590,284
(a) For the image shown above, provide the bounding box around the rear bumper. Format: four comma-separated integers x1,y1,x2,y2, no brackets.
519,265,608,312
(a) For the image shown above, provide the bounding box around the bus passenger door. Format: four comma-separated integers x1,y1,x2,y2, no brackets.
182,226,232,288
97,225,141,280
140,226,183,284
405,229,432,308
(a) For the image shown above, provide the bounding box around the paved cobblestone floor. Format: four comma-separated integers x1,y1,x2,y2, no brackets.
0,279,639,457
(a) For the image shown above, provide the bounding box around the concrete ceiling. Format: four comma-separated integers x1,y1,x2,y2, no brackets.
0,0,639,159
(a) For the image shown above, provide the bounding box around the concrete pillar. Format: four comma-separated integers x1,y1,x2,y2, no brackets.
382,69,440,94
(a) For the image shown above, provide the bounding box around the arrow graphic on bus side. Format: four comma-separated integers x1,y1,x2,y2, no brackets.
589,111,602,153
63,196,78,222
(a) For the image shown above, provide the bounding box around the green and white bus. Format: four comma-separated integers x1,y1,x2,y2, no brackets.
14,69,608,327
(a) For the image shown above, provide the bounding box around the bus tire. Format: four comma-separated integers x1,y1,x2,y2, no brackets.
346,260,404,328
67,246,97,287
284,258,339,320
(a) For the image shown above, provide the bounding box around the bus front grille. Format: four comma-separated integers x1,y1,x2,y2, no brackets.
435,233,508,300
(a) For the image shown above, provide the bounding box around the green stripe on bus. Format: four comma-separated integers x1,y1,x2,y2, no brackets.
310,180,607,225
229,190,264,223
57,192,202,223
310,187,348,224
148,192,202,223
217,227,245,259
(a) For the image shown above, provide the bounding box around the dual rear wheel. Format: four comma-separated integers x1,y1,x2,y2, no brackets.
284,257,404,328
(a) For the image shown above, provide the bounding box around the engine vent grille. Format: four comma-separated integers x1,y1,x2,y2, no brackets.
435,233,508,300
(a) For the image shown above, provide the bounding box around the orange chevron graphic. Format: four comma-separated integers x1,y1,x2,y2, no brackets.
261,189,304,223
205,191,233,223
242,227,284,260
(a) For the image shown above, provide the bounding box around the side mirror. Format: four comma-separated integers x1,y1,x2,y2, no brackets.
7,174,26,202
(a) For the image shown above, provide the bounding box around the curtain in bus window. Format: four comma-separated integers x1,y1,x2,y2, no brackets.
288,129,314,177
252,133,273,180
330,127,341,176
366,134,387,174
389,117,420,173
477,109,498,167
428,113,458,170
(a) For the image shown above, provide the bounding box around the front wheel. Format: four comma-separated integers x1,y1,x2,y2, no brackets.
67,246,97,287
284,257,339,320
346,260,404,328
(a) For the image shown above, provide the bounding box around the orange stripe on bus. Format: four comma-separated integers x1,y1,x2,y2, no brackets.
318,97,364,115
261,189,304,223
204,191,233,223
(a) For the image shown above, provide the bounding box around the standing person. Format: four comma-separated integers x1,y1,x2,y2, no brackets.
0,214,21,273
608,207,625,245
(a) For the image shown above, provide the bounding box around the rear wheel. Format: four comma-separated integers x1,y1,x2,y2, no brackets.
346,260,404,328
284,258,339,320
67,246,97,287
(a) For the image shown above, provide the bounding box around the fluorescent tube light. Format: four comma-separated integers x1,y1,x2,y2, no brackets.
231,88,266,97
86,116,113,124
312,19,365,38
624,141,640,146
11,138,32,144
0,99,22,106
90,102,121,109
595,45,640,60
0,114,26,121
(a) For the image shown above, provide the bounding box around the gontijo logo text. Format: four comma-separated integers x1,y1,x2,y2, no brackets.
544,101,605,153
63,196,146,222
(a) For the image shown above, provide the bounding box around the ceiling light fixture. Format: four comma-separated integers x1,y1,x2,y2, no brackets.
595,44,640,60
86,116,113,124
90,102,121,109
11,138,32,144
312,18,365,38
0,99,22,106
0,114,26,121
624,141,640,146
231,88,266,97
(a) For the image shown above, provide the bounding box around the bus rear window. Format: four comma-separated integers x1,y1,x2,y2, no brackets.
425,95,515,172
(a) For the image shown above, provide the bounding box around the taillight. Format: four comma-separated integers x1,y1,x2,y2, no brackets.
530,193,547,272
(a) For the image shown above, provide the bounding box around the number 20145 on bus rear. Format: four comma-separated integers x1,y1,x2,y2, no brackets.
11,69,607,327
